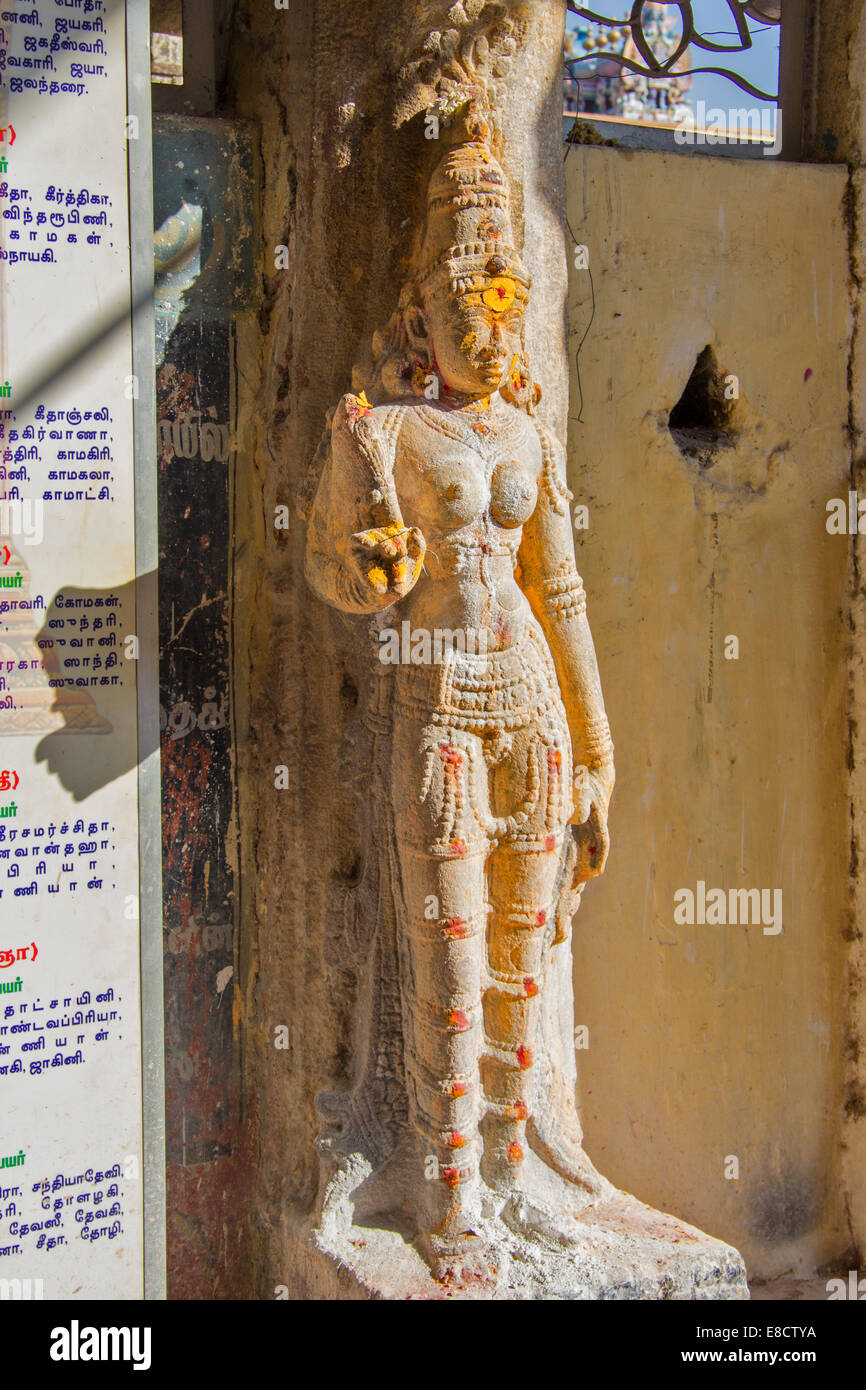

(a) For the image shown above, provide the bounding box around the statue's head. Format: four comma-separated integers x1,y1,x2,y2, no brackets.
411,101,530,402
372,101,538,411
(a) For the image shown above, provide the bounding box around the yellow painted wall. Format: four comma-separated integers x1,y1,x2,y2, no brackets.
566,145,852,1281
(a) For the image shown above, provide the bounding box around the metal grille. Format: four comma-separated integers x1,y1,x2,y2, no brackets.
566,3,782,102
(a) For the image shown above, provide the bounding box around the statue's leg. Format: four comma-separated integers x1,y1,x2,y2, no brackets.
392,719,489,1272
480,837,563,1195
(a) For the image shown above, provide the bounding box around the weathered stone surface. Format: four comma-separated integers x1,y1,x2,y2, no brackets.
802,0,866,1273
296,5,747,1297
228,0,749,1298
309,1167,747,1299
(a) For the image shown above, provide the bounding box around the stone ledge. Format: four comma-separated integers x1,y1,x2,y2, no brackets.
291,1169,749,1301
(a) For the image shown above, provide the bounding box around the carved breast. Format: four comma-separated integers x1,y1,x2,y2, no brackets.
423,459,487,528
489,460,537,529
393,402,542,538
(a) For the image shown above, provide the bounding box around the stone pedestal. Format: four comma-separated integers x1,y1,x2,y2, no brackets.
302,1154,748,1300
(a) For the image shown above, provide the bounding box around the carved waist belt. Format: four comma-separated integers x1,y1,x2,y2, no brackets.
393,618,562,731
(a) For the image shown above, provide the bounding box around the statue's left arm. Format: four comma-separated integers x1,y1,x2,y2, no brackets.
518,422,614,876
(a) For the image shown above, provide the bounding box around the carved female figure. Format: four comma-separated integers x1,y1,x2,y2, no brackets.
305,101,615,1280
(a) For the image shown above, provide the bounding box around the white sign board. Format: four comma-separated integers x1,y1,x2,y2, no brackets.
0,0,160,1300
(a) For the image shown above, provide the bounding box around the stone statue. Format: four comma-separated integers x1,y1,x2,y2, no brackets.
305,96,618,1282
302,56,746,1296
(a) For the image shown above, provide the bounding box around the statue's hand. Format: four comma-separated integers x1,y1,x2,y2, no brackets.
568,762,614,881
349,523,426,601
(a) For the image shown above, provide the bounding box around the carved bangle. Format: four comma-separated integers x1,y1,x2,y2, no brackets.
579,715,614,768
542,571,586,619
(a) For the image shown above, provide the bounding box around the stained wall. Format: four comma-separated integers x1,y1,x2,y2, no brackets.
565,144,853,1281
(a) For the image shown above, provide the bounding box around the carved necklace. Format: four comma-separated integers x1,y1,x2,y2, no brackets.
415,399,528,462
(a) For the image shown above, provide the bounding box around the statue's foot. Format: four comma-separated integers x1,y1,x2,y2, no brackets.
489,1144,614,1255
501,1189,588,1251
410,1157,498,1285
480,1115,611,1210
526,1114,612,1200
422,1227,501,1288
417,1151,608,1271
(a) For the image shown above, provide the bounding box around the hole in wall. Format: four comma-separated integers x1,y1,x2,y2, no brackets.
669,344,740,469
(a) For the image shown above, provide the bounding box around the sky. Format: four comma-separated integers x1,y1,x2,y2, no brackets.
566,2,781,129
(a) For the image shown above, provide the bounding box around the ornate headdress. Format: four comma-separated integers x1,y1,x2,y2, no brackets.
364,97,538,411
419,99,530,304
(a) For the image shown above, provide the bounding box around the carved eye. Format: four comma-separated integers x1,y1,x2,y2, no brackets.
482,276,516,314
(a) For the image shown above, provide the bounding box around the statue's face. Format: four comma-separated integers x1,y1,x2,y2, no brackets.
422,276,526,399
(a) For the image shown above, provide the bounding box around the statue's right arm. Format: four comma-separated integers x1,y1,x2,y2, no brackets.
304,395,425,614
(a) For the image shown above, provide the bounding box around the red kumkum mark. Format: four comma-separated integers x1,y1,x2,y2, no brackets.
544,834,556,852
547,749,562,774
443,916,468,939
509,1100,528,1122
440,742,462,771
447,1009,470,1032
535,909,547,927
523,977,538,998
507,1142,523,1163
449,838,467,858
516,1045,532,1071
447,1080,469,1099
441,1166,460,1189
445,1130,466,1150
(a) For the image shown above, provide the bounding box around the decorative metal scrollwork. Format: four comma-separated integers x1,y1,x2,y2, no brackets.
566,2,782,102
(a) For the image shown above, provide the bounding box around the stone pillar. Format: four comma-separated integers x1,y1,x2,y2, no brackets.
800,0,866,1271
224,0,573,1298
224,0,748,1298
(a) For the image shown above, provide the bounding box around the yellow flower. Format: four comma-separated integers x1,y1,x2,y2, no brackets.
347,389,373,419
482,276,516,313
